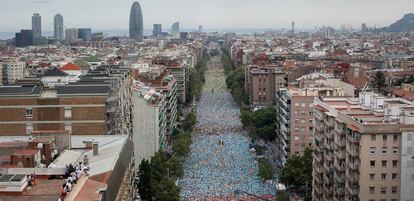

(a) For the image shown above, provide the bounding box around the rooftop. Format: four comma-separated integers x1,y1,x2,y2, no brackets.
0,85,42,97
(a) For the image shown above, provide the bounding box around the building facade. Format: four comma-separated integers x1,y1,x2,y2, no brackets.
245,65,287,108
131,82,167,167
153,24,162,36
312,92,414,201
78,28,92,41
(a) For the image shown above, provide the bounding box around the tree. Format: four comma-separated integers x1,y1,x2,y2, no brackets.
254,125,276,141
138,159,153,200
152,177,180,201
181,112,196,132
280,147,313,193
240,109,254,128
374,71,386,91
258,158,274,180
253,108,276,128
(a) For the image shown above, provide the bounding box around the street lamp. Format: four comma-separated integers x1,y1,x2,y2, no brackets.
234,190,272,201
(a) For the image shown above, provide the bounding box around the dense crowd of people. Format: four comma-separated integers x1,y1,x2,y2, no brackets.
179,60,275,200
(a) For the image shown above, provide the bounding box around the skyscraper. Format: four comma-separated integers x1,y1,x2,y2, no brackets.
129,1,144,41
171,22,180,33
199,25,203,33
153,24,162,36
291,21,295,34
54,14,64,41
32,13,41,37
362,23,367,32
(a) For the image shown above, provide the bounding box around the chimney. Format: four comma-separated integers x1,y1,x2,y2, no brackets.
132,69,139,81
92,142,99,156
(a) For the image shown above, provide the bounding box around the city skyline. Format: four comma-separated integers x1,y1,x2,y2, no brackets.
0,0,413,32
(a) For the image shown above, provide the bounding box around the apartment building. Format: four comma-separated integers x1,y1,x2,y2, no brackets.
131,81,167,167
313,92,414,201
134,67,178,136
1,60,25,84
245,64,287,108
0,65,133,136
153,57,188,102
276,81,353,165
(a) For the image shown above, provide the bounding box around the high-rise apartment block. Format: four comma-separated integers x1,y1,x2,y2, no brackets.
171,22,180,33
276,76,355,165
15,30,33,47
313,92,414,201
78,28,92,41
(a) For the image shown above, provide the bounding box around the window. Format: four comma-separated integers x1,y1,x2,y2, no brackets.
380,187,386,194
26,123,33,134
64,123,72,131
391,186,397,194
382,160,387,167
26,108,33,118
392,147,398,154
301,119,306,124
301,103,306,107
392,160,398,167
370,160,375,167
371,135,376,141
369,187,375,194
382,147,387,155
381,173,386,180
392,173,397,180
309,111,314,115
370,147,376,155
370,174,375,181
383,135,387,141
295,103,299,107
294,111,298,115
393,134,398,142
64,107,72,118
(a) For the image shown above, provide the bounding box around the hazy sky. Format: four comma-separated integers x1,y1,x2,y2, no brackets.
0,0,413,32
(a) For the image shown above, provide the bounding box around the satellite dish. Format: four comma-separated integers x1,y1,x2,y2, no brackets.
37,143,43,150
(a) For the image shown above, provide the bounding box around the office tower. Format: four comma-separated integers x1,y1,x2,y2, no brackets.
78,28,92,41
199,25,203,33
129,1,144,41
65,28,78,42
32,13,41,38
312,92,412,201
171,22,180,33
153,24,162,36
15,30,33,47
54,14,64,41
291,21,295,33
362,23,367,32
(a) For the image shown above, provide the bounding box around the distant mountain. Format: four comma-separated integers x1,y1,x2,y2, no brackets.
380,13,414,32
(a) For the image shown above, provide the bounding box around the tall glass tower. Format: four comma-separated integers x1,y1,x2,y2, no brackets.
32,13,41,38
129,1,143,41
54,14,64,41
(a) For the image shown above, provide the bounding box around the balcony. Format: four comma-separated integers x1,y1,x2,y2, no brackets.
334,172,344,184
325,118,335,128
334,149,345,159
314,183,323,195
314,134,322,143
314,152,323,162
347,147,359,157
314,110,324,121
334,161,345,172
314,174,323,184
323,174,332,184
347,160,360,171
345,184,359,196
334,124,343,134
324,162,333,173
346,134,360,144
325,151,333,161
334,137,345,147
323,185,333,196
314,165,324,174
